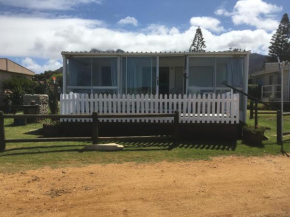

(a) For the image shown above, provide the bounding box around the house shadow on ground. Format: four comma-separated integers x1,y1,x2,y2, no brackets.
23,128,43,136
1,140,237,157
119,140,237,151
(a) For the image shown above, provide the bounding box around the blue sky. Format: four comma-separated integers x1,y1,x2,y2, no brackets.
0,0,289,73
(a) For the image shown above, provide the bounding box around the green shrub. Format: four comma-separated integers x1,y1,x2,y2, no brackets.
3,77,41,106
243,125,266,136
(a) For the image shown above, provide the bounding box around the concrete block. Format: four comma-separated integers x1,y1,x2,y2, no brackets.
83,143,124,151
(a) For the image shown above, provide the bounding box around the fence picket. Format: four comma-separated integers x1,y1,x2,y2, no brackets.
132,95,136,122
230,93,234,124
201,94,206,124
216,94,220,123
64,94,68,122
196,94,201,123
212,94,216,123
191,94,196,123
221,94,226,123
206,94,212,123
226,93,230,124
103,94,107,122
158,94,162,123
85,94,89,122
164,94,168,123
236,94,240,123
140,94,144,122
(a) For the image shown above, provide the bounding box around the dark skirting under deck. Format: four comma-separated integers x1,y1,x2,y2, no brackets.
48,121,240,141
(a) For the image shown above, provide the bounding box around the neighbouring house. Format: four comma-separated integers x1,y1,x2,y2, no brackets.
60,50,250,137
0,58,35,106
251,62,290,102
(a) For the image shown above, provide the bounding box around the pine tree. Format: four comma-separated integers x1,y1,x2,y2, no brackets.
268,13,290,62
189,27,206,52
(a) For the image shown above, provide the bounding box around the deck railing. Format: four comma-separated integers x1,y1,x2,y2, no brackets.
261,84,281,101
60,93,240,124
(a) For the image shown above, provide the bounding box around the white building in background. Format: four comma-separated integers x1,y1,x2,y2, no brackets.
251,62,290,102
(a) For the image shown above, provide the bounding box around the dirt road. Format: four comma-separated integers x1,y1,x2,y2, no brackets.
1,156,290,217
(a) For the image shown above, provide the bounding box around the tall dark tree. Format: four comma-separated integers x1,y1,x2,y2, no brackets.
268,13,290,62
189,27,206,52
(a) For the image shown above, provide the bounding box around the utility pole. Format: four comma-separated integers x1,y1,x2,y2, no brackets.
277,55,287,144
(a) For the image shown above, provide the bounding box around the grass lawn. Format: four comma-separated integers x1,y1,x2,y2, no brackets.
0,111,290,172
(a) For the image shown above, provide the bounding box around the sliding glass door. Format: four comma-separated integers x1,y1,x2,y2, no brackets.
121,57,157,95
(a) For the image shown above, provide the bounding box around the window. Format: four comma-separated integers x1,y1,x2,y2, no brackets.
67,57,118,94
187,57,244,95
216,57,244,87
92,58,117,87
189,66,214,87
269,75,274,85
101,67,112,86
67,58,91,86
122,57,157,95
216,58,227,86
188,57,215,88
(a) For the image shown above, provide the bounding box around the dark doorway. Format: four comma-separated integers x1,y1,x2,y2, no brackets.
101,66,112,86
159,67,170,95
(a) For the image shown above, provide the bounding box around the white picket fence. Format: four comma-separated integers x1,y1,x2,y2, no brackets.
60,93,240,124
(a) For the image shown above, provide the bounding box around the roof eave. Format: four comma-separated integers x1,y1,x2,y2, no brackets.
61,51,251,57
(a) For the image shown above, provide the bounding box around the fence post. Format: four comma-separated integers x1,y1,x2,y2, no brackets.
0,111,5,152
174,111,179,144
255,101,258,126
250,101,254,119
277,110,282,144
92,112,99,144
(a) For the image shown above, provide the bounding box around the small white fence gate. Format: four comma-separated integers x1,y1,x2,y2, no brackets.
60,93,240,124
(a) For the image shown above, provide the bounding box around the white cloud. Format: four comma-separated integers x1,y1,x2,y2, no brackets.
190,17,225,33
215,9,231,16
117,16,138,26
0,14,275,72
0,16,104,59
22,57,62,73
143,24,180,35
0,0,102,10
215,0,282,31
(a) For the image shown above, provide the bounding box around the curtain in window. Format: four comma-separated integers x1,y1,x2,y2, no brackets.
125,57,156,95
226,57,244,87
68,59,79,86
127,58,137,94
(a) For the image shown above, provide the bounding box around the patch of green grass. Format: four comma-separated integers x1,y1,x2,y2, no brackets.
0,111,289,173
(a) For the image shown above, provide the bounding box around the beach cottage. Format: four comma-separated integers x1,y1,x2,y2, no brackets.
60,51,249,128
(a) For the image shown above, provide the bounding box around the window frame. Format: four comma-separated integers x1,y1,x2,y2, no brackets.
66,56,119,94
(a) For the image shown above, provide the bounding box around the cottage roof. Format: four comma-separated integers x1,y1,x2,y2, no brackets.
252,62,289,77
0,58,35,76
61,50,250,57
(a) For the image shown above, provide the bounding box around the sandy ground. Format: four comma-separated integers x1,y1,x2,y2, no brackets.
1,156,290,217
